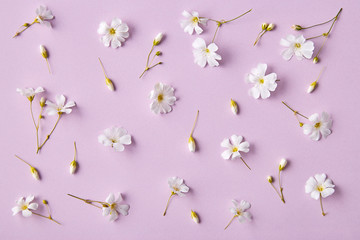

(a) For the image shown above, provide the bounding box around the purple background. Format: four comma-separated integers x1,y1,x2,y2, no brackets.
1,0,359,239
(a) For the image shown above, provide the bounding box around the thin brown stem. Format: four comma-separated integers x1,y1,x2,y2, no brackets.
13,20,37,38
98,57,108,78
254,30,266,46
148,62,162,70
270,182,283,201
190,110,199,136
35,106,44,150
300,8,342,30
67,194,102,209
163,192,175,216
223,9,252,23
224,215,237,230
319,195,326,216
37,113,62,153
45,58,51,74
30,101,37,128
146,45,155,68
240,157,251,170
314,37,328,58
315,67,326,83
278,170,285,203
73,141,77,160
212,23,221,43
14,155,33,168
281,101,308,119
32,212,61,225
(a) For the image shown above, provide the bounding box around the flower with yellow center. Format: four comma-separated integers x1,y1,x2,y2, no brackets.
221,135,251,170
149,83,177,114
224,199,252,230
303,112,332,141
193,38,221,67
280,34,314,60
246,63,277,99
181,10,208,35
98,126,132,152
12,195,39,217
102,193,130,222
163,177,189,216
97,18,129,48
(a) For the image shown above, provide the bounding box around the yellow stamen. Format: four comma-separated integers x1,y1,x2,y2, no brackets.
314,122,321,128
259,78,264,84
295,43,301,48
232,147,238,152
157,94,164,102
109,28,116,35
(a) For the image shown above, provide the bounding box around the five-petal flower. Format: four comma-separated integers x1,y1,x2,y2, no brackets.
280,34,314,60
35,6,54,27
45,94,76,115
303,112,332,141
102,192,130,222
12,195,39,217
305,173,335,200
98,18,129,48
98,126,132,152
225,199,252,229
193,38,221,67
16,87,44,101
181,11,208,35
149,83,177,114
168,176,189,197
221,135,250,160
246,63,277,99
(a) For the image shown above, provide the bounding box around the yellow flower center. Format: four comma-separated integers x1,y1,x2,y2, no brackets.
173,187,179,192
236,209,241,215
205,48,210,53
259,78,264,84
110,203,117,209
109,28,116,35
157,94,164,102
21,205,28,210
192,17,199,23
295,43,301,48
232,147,238,152
317,185,324,192
314,122,321,128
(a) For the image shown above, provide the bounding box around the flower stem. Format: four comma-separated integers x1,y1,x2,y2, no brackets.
35,106,44,151
281,101,308,119
32,212,61,225
269,182,284,202
148,62,162,70
313,36,328,59
319,195,326,216
240,157,251,170
253,30,266,46
190,110,199,136
139,44,156,78
37,113,62,153
98,57,108,78
278,170,285,203
300,8,342,30
29,101,37,128
45,58,51,74
14,155,34,168
224,215,237,230
223,9,252,23
163,192,175,216
67,194,102,209
212,23,221,43
13,20,37,38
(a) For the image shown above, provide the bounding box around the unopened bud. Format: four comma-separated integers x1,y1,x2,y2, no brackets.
313,57,319,64
191,210,200,224
188,136,196,152
155,51,162,56
158,62,163,64
307,81,317,93
292,25,303,31
105,78,115,91
153,32,163,45
70,160,77,174
230,99,238,115
39,45,48,59
267,176,273,183
42,200,48,204
266,23,275,31
30,167,40,180
279,158,287,171
40,97,46,107
299,122,304,127
23,23,30,27
261,23,269,30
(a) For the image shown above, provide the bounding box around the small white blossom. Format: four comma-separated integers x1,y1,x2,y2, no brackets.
97,18,129,48
191,210,199,223
45,94,76,115
305,173,335,200
16,87,44,101
149,83,177,114
12,195,38,217
69,160,77,174
193,38,221,67
230,99,238,115
168,177,189,196
102,193,130,222
280,34,314,60
221,135,250,160
307,81,317,93
279,158,287,171
303,112,332,141
180,11,208,35
153,32,163,45
246,63,277,99
188,136,196,152
230,200,252,222
35,6,54,27
98,126,131,152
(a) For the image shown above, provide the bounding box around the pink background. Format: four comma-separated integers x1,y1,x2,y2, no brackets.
1,0,359,239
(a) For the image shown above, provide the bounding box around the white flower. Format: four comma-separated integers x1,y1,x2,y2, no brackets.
45,94,76,115
12,195,38,217
230,99,238,115
168,177,189,196
279,158,287,171
246,63,277,99
102,193,129,222
16,87,44,101
180,11,208,35
221,135,250,160
149,83,177,114
35,6,54,27
193,38,221,67
153,32,163,45
305,173,335,200
303,112,332,141
97,18,129,48
230,200,252,222
280,34,314,60
98,126,132,152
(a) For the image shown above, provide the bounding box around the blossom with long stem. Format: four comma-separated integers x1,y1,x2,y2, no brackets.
139,33,163,78
163,177,189,216
37,95,75,153
305,173,335,216
307,67,326,93
67,193,129,221
15,155,40,180
70,141,78,174
12,195,60,224
282,101,308,127
13,6,54,38
293,8,342,63
253,23,275,46
224,200,252,230
188,110,199,152
98,57,115,91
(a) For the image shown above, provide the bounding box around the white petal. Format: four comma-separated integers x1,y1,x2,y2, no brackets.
113,142,125,151
55,95,66,107
22,209,32,217
221,149,233,160
323,178,335,188
238,141,250,153
12,206,21,215
321,188,335,198
305,177,317,193
98,22,110,35
281,48,294,61
220,138,232,148
239,200,251,211
102,206,110,216
230,135,242,146
249,87,260,99
315,174,326,184
192,38,206,49
25,195,34,203
106,193,115,204
118,204,130,216
310,190,320,200
119,134,131,145
303,124,313,135
28,203,38,210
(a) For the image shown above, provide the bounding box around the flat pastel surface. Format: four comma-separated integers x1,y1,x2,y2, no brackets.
0,0,359,239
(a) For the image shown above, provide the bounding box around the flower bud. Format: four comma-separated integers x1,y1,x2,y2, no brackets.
153,32,163,46
313,57,319,64
30,167,40,180
105,78,115,91
188,136,196,152
39,45,48,59
23,23,30,27
155,51,162,56
230,99,238,115
40,97,46,107
266,23,275,31
267,176,273,183
191,210,199,224
261,23,269,30
279,158,287,171
299,122,304,127
42,200,48,204
307,81,317,93
292,25,303,31
70,160,77,174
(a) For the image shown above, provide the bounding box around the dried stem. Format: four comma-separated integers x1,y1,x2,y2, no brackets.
163,192,175,216
240,157,251,170
190,110,199,136
37,113,62,153
224,215,237,230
